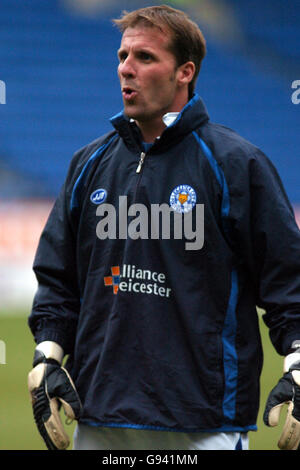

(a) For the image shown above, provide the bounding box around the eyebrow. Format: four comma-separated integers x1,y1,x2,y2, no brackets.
117,48,126,58
117,46,157,59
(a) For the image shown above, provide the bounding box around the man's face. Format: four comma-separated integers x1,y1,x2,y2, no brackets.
117,25,182,124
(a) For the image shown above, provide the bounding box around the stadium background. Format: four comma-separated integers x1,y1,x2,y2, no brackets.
0,0,299,450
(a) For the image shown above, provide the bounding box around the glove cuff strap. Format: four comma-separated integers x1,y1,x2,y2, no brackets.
284,352,300,373
34,341,64,367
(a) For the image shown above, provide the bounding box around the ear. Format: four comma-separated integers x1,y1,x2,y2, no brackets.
176,61,195,87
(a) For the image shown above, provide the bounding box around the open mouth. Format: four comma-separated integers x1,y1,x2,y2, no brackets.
122,87,138,100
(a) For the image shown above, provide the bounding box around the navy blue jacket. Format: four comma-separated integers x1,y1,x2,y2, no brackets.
28,94,300,432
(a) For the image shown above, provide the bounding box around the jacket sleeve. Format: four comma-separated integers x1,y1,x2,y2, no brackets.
28,132,117,354
227,148,300,356
28,154,83,354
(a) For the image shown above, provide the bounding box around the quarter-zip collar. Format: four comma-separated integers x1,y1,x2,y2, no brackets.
109,93,210,153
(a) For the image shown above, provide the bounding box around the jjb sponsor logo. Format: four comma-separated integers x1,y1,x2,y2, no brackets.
90,188,107,205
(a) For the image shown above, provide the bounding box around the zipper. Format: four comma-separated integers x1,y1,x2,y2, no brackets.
136,151,146,173
133,151,147,202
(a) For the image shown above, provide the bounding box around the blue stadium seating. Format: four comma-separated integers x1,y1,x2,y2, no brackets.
0,0,299,203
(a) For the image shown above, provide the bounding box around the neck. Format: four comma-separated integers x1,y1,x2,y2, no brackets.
136,117,167,143
136,92,190,143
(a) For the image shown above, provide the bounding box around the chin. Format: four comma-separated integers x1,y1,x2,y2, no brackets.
123,102,149,120
123,105,138,119
125,111,144,122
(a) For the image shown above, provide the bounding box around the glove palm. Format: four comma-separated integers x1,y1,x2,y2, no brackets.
28,354,82,450
264,365,300,450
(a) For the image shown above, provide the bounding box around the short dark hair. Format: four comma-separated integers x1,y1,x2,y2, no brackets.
113,5,206,99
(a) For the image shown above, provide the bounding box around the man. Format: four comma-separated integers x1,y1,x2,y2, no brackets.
27,5,300,451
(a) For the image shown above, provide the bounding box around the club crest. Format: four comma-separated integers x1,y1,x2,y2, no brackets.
169,185,197,214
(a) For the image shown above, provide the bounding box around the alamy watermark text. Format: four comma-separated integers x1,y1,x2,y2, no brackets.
96,196,204,250
0,340,6,364
0,80,6,104
291,80,300,104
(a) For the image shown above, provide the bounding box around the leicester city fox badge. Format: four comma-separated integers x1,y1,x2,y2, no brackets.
169,184,197,213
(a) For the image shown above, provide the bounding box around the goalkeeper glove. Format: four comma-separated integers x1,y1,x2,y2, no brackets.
263,340,300,450
28,341,82,450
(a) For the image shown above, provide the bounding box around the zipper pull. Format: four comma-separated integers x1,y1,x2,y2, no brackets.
136,151,146,173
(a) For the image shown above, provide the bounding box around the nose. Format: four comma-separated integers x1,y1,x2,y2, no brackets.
118,55,136,79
